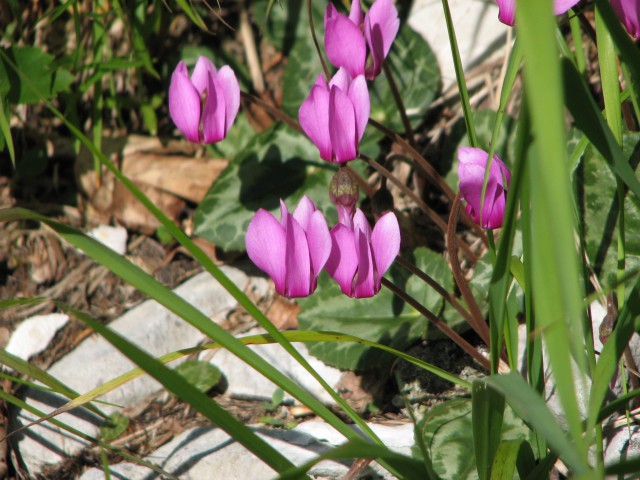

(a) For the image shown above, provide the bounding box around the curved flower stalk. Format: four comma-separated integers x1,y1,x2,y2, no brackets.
299,68,370,163
246,196,331,298
458,147,511,230
326,207,400,298
611,0,640,38
168,56,240,144
495,0,581,26
324,0,399,80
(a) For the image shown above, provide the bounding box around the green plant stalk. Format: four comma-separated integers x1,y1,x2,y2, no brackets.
596,8,626,308
516,0,588,463
440,0,477,147
569,10,586,75
0,93,15,167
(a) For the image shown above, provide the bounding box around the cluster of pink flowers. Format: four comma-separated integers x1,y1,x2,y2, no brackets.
168,0,402,299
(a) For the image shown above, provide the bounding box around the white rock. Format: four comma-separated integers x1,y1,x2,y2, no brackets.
604,425,640,469
79,421,415,480
6,313,69,361
87,225,128,255
408,0,509,90
11,267,248,475
204,336,343,404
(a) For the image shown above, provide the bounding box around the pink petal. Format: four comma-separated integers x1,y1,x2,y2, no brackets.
495,0,515,26
216,66,240,137
299,83,333,162
347,75,370,144
612,0,640,38
191,56,217,97
325,11,367,78
553,0,581,15
168,62,202,143
329,67,351,92
324,3,339,30
201,71,227,144
364,0,399,79
293,195,317,231
284,214,312,297
353,227,376,298
486,184,507,229
279,199,289,228
337,205,354,229
306,210,332,281
246,210,287,295
329,86,357,163
349,0,364,26
326,224,358,296
353,209,372,241
371,212,400,278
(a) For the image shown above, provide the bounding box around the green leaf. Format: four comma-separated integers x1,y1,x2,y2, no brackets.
0,46,73,104
100,413,130,443
368,26,440,131
473,382,505,480
298,248,453,371
0,93,14,166
193,124,343,251
418,397,531,480
490,440,520,480
577,133,640,288
175,360,222,393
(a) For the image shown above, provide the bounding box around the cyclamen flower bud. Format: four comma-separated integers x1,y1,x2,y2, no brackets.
168,56,240,144
611,0,640,38
457,147,511,230
329,168,359,219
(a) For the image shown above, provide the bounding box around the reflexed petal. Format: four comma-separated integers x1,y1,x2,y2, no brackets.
337,205,353,229
284,214,312,297
326,224,358,296
324,3,339,29
329,67,351,92
279,199,289,228
168,62,202,143
307,210,332,279
299,84,333,161
349,0,364,26
329,87,357,163
246,210,287,295
371,212,400,277
495,0,515,25
191,56,217,96
353,227,376,298
215,66,241,136
325,12,367,78
347,75,370,143
353,209,372,241
364,0,399,79
201,72,227,144
553,0,581,15
293,195,317,230
612,0,640,38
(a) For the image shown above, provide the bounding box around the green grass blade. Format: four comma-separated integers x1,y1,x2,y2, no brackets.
490,440,520,480
516,0,587,458
486,373,585,474
473,381,505,480
276,438,428,480
64,305,299,475
0,94,14,167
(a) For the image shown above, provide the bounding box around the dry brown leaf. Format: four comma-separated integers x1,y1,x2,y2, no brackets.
265,297,300,330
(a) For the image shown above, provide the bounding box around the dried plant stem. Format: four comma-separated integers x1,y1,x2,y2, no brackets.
395,256,476,327
382,61,415,147
381,278,491,370
363,154,478,262
368,118,488,243
308,0,331,81
447,194,491,347
240,4,265,94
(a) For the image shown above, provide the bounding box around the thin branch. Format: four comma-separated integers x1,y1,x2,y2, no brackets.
447,194,491,347
381,278,490,370
382,61,415,147
308,0,331,81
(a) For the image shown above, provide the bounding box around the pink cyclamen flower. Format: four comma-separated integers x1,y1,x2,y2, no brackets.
324,0,399,80
458,147,511,230
612,0,640,38
246,196,331,298
299,68,370,163
169,56,240,144
326,207,400,298
495,0,580,26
